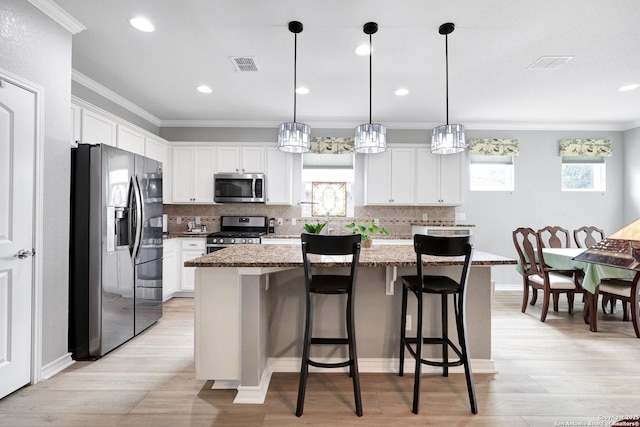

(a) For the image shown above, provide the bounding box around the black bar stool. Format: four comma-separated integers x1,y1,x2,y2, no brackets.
296,233,363,417
399,234,477,414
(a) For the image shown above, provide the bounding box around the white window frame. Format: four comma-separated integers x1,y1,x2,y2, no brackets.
561,156,606,192
469,155,515,192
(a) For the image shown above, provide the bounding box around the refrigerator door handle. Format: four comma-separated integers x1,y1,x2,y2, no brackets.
128,176,143,261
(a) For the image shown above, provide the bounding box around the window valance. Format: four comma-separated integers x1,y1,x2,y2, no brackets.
309,137,355,154
559,139,612,157
468,139,519,156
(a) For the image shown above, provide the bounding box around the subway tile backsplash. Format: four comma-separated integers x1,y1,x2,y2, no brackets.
164,204,457,236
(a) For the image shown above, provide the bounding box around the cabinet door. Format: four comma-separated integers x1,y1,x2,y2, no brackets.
416,148,440,204
71,104,81,146
144,136,167,164
82,109,116,146
216,147,241,173
390,148,415,204
192,147,215,202
162,239,177,300
172,147,194,202
181,240,205,291
241,147,265,173
365,150,392,204
265,147,291,204
117,125,145,155
438,152,463,204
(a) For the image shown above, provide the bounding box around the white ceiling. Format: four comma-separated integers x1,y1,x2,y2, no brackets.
55,0,640,130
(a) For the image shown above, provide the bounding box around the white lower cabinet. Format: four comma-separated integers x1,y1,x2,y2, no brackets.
162,238,178,300
180,239,206,291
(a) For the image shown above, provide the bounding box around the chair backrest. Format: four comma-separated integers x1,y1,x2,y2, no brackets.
573,226,605,248
512,227,544,277
301,233,362,287
537,226,571,248
413,234,474,290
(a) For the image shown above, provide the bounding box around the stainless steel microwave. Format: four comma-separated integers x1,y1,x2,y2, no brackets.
214,173,265,203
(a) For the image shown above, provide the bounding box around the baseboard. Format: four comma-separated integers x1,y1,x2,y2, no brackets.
40,352,75,381
268,356,497,375
233,361,273,404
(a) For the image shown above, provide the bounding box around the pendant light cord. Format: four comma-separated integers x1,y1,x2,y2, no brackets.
369,32,372,124
293,32,298,123
445,31,449,125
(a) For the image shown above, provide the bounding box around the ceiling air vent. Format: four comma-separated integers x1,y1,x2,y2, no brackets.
527,56,574,70
230,56,259,72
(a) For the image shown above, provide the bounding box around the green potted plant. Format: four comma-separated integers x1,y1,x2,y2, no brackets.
345,214,389,248
303,222,327,234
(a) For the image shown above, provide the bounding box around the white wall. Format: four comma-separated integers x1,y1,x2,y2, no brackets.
0,1,72,367
463,129,626,285
623,127,640,224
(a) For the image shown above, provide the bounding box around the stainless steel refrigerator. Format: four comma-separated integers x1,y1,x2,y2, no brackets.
69,144,163,359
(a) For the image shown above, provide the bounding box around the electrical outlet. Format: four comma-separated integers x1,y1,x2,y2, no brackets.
406,315,412,331
176,216,181,224
277,218,283,225
422,213,429,221
195,216,201,225
455,212,466,221
291,218,297,225
374,218,379,225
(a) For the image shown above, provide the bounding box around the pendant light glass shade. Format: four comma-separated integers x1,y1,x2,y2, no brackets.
278,122,311,153
354,22,386,154
431,22,466,155
432,124,465,155
355,123,386,153
278,21,311,153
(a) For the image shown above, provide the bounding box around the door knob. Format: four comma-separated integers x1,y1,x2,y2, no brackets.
14,249,34,259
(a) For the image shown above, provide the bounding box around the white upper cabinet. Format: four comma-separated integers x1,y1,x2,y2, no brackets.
81,109,117,146
116,124,145,155
172,146,215,203
365,148,415,205
144,136,168,164
265,147,292,205
216,146,265,173
416,148,463,205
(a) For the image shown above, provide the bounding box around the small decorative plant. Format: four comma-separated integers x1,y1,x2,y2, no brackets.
345,214,389,242
303,222,327,234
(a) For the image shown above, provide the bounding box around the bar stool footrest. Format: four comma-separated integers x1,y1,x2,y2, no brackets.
402,337,465,367
308,359,352,369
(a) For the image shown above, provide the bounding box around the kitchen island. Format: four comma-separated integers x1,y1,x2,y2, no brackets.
185,243,515,404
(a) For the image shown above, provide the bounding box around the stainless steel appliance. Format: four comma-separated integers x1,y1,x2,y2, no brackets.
214,173,265,203
69,144,163,359
206,216,268,253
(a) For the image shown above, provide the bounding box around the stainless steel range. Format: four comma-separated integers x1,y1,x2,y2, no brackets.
206,216,268,253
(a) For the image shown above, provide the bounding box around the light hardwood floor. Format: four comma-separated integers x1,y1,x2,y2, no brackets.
1,292,639,426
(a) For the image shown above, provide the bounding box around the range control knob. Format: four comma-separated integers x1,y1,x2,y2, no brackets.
241,239,246,243
230,238,235,244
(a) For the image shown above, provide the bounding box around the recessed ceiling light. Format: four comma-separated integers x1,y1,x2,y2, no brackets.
196,85,212,94
130,17,155,32
394,88,409,96
619,83,640,92
355,44,372,56
295,87,310,95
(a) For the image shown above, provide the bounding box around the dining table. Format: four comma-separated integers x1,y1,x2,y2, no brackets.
540,247,639,333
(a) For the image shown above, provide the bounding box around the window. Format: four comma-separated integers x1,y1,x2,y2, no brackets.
301,153,355,217
561,156,606,191
469,155,514,191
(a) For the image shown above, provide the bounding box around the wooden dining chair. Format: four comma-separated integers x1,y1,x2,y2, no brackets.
573,226,605,248
512,228,583,322
538,226,571,248
587,272,640,338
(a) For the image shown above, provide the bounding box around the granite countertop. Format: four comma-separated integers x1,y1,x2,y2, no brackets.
261,234,413,240
184,244,516,268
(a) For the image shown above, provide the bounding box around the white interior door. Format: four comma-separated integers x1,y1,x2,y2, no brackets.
0,77,36,399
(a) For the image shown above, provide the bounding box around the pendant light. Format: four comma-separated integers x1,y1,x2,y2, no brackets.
278,21,311,153
431,22,466,155
355,22,386,154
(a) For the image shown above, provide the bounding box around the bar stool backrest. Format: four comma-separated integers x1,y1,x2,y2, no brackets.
413,234,474,290
301,233,362,289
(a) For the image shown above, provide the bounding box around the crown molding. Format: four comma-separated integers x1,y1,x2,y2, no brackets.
72,70,162,127
28,0,86,34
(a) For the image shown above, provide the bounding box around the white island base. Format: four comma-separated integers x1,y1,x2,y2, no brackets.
194,263,496,404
